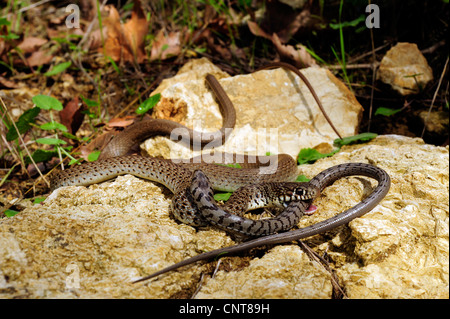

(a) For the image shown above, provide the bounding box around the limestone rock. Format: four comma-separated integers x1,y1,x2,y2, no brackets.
0,135,448,298
377,42,433,95
143,58,362,160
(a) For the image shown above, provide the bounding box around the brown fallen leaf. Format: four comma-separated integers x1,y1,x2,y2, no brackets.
248,20,316,68
122,0,148,63
105,116,136,129
0,76,19,88
247,20,272,40
17,37,48,54
59,96,84,135
271,33,316,68
149,29,182,61
276,8,313,43
25,49,53,67
102,0,148,63
80,132,113,160
102,5,123,61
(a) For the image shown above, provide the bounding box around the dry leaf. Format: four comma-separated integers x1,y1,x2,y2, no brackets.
271,33,316,68
106,116,136,128
102,0,148,63
0,76,19,88
17,37,48,54
26,49,53,67
247,20,272,40
122,0,148,63
102,5,123,61
59,96,84,134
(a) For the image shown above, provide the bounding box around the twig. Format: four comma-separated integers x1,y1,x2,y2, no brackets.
421,56,449,138
326,62,380,70
190,273,207,299
18,0,53,13
421,40,446,55
347,42,391,64
367,11,377,132
297,241,347,299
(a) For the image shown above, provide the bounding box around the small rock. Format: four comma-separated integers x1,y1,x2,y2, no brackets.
377,42,433,95
419,110,449,136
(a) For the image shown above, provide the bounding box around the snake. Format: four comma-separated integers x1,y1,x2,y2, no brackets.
51,153,312,227
48,62,391,283
51,62,338,227
133,162,390,283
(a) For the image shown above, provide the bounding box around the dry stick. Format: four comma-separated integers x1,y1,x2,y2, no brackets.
346,42,391,64
297,241,347,299
421,56,449,138
327,62,380,70
367,22,377,132
18,0,53,12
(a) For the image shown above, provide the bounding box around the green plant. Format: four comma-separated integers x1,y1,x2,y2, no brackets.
329,0,367,91
297,132,378,165
136,93,161,115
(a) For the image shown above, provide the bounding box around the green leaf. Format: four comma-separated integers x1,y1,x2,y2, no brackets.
69,158,83,165
375,107,403,116
136,93,161,115
62,131,79,140
334,132,378,147
33,197,46,204
6,107,41,141
0,33,19,40
80,95,99,107
26,149,58,164
0,18,11,26
32,95,63,111
216,163,242,169
27,149,54,163
40,122,68,132
329,14,365,29
87,151,101,162
107,56,121,75
297,148,339,165
214,192,232,202
35,137,67,145
4,209,19,217
44,61,72,76
26,146,73,164
295,175,310,182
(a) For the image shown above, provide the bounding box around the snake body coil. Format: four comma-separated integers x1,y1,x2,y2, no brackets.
48,63,391,283
133,162,390,283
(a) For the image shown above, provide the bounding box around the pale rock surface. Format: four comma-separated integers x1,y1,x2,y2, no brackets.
0,135,448,299
144,58,361,160
377,42,433,95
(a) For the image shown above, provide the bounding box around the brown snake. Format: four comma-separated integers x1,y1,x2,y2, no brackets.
51,62,336,227
48,62,391,283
